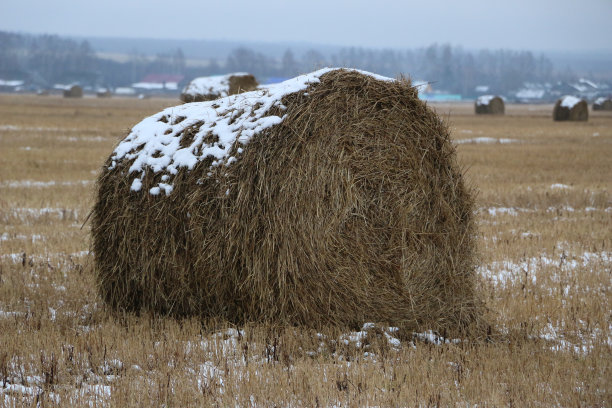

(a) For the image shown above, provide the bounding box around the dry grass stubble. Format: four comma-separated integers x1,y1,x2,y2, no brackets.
0,94,610,406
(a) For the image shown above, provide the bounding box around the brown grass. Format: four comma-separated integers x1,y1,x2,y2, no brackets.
94,70,483,336
0,95,610,406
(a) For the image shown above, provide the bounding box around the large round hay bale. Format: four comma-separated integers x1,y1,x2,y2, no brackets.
180,73,259,103
553,95,588,121
593,96,612,111
63,85,83,98
93,68,483,335
475,95,504,114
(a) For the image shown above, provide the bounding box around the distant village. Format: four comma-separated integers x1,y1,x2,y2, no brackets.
2,73,610,105
0,31,610,103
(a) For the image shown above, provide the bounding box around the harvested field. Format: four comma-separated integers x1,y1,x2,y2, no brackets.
0,94,610,406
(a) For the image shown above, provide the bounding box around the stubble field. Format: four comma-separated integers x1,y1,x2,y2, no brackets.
0,94,610,406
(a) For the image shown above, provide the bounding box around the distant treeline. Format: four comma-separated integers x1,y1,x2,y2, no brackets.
0,31,573,95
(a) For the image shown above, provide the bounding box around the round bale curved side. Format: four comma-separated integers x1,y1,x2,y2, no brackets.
475,95,504,115
593,97,612,111
553,96,588,121
181,73,259,103
63,85,83,98
93,68,484,336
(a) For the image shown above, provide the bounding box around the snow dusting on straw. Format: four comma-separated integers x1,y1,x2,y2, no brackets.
109,68,394,196
476,95,495,106
560,95,582,109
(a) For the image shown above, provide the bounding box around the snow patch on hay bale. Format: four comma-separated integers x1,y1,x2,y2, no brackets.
181,73,259,103
475,95,504,115
553,95,588,121
93,68,484,336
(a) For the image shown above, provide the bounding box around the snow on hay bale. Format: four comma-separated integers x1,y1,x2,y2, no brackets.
92,68,484,335
63,85,83,98
474,95,504,114
180,73,259,103
553,95,588,121
593,96,612,111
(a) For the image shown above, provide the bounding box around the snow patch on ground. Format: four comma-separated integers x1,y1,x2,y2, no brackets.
1,207,80,223
479,250,611,288
550,183,571,190
0,180,92,188
455,137,517,144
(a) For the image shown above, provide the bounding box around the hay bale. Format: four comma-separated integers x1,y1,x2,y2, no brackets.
93,68,484,335
553,95,588,121
97,88,112,98
63,85,83,98
180,73,259,103
475,95,504,114
593,96,612,111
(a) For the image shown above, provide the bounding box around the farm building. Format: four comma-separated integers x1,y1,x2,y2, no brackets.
0,79,25,92
180,73,259,102
132,74,185,95
553,95,588,121
93,68,483,335
475,95,505,114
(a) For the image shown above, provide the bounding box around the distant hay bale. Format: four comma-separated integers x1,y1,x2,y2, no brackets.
93,68,484,335
63,85,83,98
96,89,112,98
475,95,504,114
553,95,588,121
180,73,259,103
593,96,612,111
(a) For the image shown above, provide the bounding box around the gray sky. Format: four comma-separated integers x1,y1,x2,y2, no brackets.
2,0,611,51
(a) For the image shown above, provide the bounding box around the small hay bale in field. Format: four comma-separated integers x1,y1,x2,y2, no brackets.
180,73,259,103
97,88,112,98
593,96,612,111
553,95,588,121
474,95,504,114
63,85,83,98
93,68,484,336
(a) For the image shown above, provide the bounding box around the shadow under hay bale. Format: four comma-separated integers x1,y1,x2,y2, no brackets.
93,68,484,336
63,85,83,98
180,73,259,103
553,95,588,121
593,97,612,111
475,95,504,115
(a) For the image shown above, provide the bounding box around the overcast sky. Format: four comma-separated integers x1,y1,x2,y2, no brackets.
2,0,611,52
